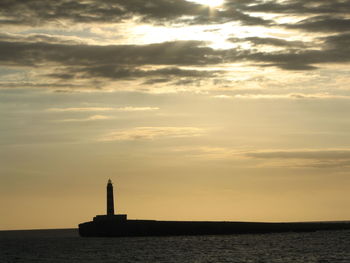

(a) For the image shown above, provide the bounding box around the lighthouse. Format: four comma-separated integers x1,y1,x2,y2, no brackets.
107,179,115,216
86,179,127,223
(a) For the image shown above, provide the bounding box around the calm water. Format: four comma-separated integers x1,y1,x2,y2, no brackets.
0,229,349,263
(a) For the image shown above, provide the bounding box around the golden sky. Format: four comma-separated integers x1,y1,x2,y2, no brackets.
1,0,350,230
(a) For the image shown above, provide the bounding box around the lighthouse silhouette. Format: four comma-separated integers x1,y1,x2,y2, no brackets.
107,179,115,216
88,179,127,223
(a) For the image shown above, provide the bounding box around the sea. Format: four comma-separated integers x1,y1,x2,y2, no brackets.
0,229,349,263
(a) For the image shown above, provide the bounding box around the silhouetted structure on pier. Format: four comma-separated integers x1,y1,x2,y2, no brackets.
78,180,350,237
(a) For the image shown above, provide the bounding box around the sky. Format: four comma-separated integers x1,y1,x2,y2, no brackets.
1,0,350,230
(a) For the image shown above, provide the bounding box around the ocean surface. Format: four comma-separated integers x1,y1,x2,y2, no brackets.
0,229,349,263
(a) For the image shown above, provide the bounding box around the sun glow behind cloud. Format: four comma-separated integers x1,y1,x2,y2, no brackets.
131,20,296,51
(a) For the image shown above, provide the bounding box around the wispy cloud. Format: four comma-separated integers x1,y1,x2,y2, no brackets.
246,149,350,160
59,115,112,122
213,93,350,100
100,127,205,141
48,106,159,112
245,149,350,168
172,146,240,160
48,107,114,112
116,107,160,112
213,95,232,99
172,146,350,168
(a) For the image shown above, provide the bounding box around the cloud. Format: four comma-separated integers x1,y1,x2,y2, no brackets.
2,0,350,93
142,78,170,85
213,93,350,100
59,115,112,122
0,37,231,90
0,32,349,92
239,0,350,14
213,95,232,99
57,66,221,81
235,0,350,34
116,107,159,112
170,146,350,168
172,146,241,160
322,32,350,50
100,127,205,141
0,0,271,27
243,34,350,70
228,37,307,48
48,107,114,112
48,106,159,112
246,149,350,160
0,32,84,45
245,149,350,168
0,39,226,84
0,81,87,90
0,0,194,25
286,16,350,32
0,40,218,67
2,31,349,80
1,1,349,37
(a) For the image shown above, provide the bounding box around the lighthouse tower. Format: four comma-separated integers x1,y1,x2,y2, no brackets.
107,179,115,216
91,179,127,222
